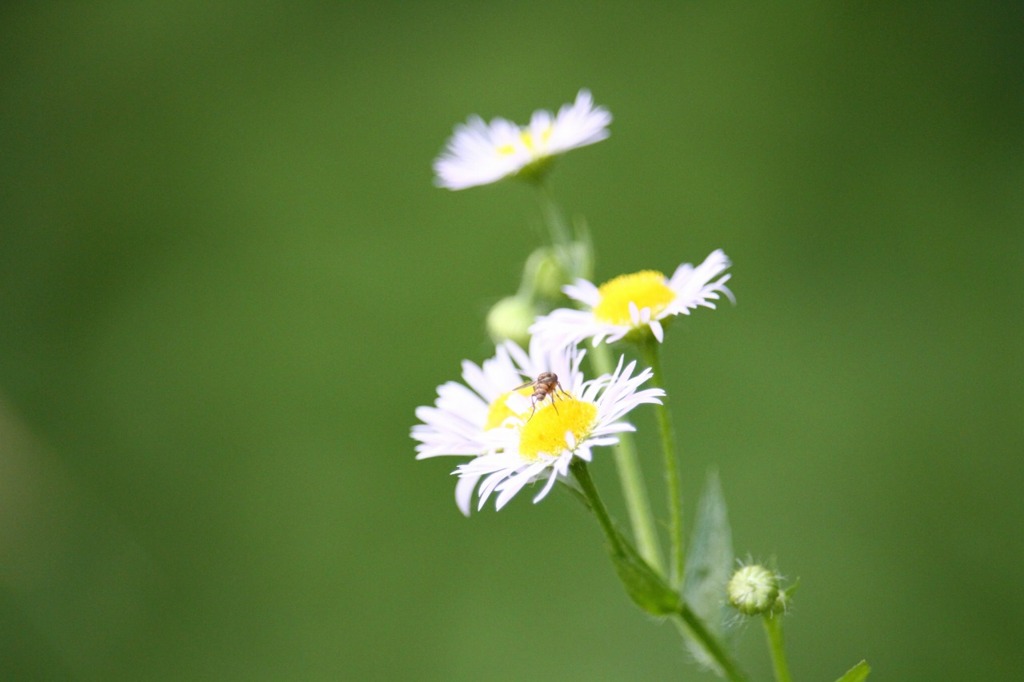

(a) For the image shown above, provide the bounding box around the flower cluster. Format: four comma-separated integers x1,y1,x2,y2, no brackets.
408,88,855,682
414,90,733,514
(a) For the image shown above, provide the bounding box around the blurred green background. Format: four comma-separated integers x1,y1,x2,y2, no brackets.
1,2,1021,680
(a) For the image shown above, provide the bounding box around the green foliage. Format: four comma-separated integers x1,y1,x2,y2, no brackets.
607,526,681,616
681,470,735,669
570,459,680,616
835,660,871,682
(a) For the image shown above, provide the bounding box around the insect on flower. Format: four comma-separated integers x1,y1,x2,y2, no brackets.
514,372,569,421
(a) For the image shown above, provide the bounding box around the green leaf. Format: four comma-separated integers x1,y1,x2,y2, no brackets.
834,660,871,682
567,458,679,616
608,525,681,616
683,470,733,628
680,470,734,670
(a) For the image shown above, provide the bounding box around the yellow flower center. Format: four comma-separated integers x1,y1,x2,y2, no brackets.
484,386,534,430
518,397,597,460
592,270,675,325
497,128,553,157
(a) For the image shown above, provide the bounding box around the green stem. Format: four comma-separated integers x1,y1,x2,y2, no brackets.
571,459,681,618
575,459,745,681
589,343,665,575
675,604,750,682
536,181,572,247
637,333,685,587
569,458,626,556
762,615,793,682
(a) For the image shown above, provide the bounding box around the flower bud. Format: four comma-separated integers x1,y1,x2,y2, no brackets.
486,296,536,346
531,247,567,301
727,564,780,616
518,247,566,302
522,241,593,303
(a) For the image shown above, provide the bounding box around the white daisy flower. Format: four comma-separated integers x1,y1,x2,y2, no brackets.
530,249,734,347
412,338,584,515
455,355,664,512
433,89,612,190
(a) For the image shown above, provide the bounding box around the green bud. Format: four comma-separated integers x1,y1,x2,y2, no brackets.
530,247,567,300
486,296,535,346
522,242,593,304
727,564,780,616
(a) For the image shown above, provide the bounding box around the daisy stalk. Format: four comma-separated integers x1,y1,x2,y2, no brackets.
569,457,678,615
531,252,734,583
636,331,685,587
587,341,665,574
573,457,747,681
538,181,572,248
674,606,750,682
763,615,793,682
532,189,663,575
531,183,595,310
528,181,664,575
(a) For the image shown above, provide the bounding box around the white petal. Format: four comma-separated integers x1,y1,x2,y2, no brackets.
455,474,480,516
650,319,664,343
532,469,562,504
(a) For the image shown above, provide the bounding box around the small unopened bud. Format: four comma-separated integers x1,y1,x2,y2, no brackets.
727,564,780,616
532,248,567,300
518,247,567,301
486,296,536,346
